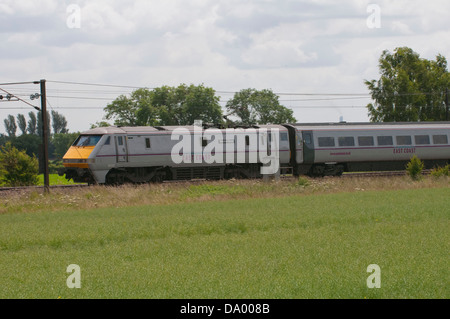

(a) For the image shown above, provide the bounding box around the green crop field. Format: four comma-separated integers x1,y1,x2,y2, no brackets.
37,174,84,186
0,184,448,299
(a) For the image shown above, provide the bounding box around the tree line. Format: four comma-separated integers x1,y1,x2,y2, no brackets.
1,111,78,161
0,110,78,186
101,85,297,128
3,110,69,137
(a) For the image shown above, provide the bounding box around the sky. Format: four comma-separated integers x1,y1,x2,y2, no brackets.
1,0,449,134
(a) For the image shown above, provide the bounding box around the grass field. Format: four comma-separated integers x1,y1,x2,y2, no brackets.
36,174,84,186
0,176,448,299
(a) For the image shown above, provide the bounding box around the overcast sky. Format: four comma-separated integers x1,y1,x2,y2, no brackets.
1,0,449,134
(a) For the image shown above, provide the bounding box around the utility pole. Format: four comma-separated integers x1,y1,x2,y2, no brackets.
39,79,50,194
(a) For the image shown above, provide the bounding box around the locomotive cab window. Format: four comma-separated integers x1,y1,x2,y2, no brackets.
396,135,412,145
104,136,111,145
358,136,374,146
74,135,102,147
338,136,355,147
318,137,335,147
414,135,430,145
377,136,393,146
145,138,151,148
117,136,124,146
432,135,448,144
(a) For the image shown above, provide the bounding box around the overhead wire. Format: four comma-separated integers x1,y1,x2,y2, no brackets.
1,79,446,113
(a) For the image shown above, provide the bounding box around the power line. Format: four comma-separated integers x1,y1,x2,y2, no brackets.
45,79,446,99
4,80,447,114
47,79,371,96
0,81,40,86
47,80,146,90
1,105,371,110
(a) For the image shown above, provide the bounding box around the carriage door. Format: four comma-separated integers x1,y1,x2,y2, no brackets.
115,135,128,163
296,131,303,164
303,130,315,164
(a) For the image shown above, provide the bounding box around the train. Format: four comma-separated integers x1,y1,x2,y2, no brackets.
58,121,450,184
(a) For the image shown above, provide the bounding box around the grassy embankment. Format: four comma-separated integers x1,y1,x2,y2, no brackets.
0,176,448,299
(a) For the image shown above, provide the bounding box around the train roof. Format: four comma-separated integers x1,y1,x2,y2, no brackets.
291,121,450,126
81,124,288,135
289,121,450,130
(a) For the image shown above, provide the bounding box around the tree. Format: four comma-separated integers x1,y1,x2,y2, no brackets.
90,121,112,129
52,132,79,159
225,88,296,125
27,112,38,135
4,115,17,137
104,84,224,126
0,142,39,186
51,110,68,134
12,134,41,158
406,155,424,181
149,84,223,126
17,114,27,135
104,88,151,126
365,47,450,122
181,84,223,125
0,133,7,146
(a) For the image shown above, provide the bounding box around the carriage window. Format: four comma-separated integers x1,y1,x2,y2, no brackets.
432,135,448,144
377,136,393,146
358,136,374,146
318,137,335,147
202,138,208,147
304,134,311,144
280,133,288,141
396,136,412,145
145,138,151,148
414,135,430,145
117,136,123,146
338,136,355,147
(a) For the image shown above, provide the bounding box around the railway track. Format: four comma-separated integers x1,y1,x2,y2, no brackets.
0,184,89,193
342,169,431,178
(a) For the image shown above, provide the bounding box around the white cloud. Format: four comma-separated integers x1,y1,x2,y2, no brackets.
0,0,58,16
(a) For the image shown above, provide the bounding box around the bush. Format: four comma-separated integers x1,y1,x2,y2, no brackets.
406,155,424,181
0,142,39,186
49,159,64,174
298,176,311,187
430,164,449,178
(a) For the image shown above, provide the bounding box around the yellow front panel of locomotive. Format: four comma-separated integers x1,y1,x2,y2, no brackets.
62,146,95,168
